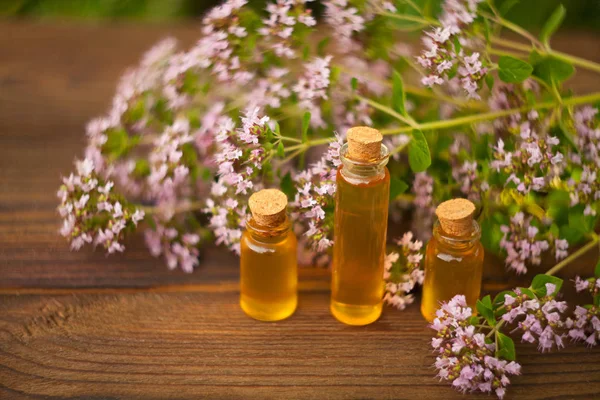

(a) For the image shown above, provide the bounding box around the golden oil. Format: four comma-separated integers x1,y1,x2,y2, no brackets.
240,189,297,321
331,127,390,325
420,199,484,322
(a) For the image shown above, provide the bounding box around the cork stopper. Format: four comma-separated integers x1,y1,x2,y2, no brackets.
248,189,288,227
435,198,476,237
347,126,383,162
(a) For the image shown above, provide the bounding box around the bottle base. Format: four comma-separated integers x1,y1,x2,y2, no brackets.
420,304,436,323
240,296,297,322
330,300,382,326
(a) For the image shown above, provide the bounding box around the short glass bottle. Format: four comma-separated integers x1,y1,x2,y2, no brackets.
420,208,484,322
240,190,297,322
331,127,390,326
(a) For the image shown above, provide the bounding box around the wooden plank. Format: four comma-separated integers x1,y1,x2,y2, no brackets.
1,291,599,399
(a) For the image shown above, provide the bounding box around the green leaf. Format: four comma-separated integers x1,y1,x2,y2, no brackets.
276,142,285,158
540,4,566,47
493,290,515,309
102,128,129,158
500,0,520,15
389,177,409,201
496,332,516,361
519,287,537,300
392,70,407,117
181,143,199,180
594,295,600,307
350,77,358,91
453,36,462,54
317,37,329,56
485,73,494,90
532,54,574,85
302,112,311,143
595,260,600,278
279,172,294,200
498,56,533,83
145,215,157,230
126,98,146,123
408,130,431,173
133,159,150,178
476,295,496,326
560,225,584,245
531,274,563,297
569,204,592,233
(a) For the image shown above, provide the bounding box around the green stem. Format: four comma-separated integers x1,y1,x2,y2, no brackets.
278,136,302,143
380,92,600,135
491,37,600,75
548,49,600,75
284,137,332,153
485,12,543,48
356,95,419,128
377,11,438,26
335,63,484,110
401,0,424,15
545,234,600,277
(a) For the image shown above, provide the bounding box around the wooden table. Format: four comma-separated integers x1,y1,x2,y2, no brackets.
1,22,600,399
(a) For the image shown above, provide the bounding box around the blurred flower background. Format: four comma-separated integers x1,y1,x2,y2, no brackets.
1,0,599,30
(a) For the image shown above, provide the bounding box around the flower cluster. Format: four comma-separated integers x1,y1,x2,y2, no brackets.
417,0,487,99
566,275,600,346
502,284,568,352
499,212,551,274
204,108,270,254
491,121,564,194
293,56,333,129
323,0,365,53
144,221,201,272
259,0,316,59
411,172,436,240
147,118,195,210
383,232,425,310
489,81,540,135
291,135,343,254
573,105,600,164
431,295,521,399
566,305,600,347
568,108,600,214
58,158,144,253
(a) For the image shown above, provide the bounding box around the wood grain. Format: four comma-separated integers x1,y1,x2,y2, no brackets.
0,21,600,399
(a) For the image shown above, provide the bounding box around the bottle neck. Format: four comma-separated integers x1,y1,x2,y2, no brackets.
339,142,390,184
246,216,291,243
432,219,481,251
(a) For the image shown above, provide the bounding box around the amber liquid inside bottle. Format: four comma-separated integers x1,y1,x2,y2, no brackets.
331,144,390,325
421,220,484,322
240,217,297,321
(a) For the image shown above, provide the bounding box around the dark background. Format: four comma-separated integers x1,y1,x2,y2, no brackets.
1,0,599,31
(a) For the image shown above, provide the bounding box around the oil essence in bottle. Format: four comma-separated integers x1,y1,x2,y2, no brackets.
421,198,484,322
331,126,390,325
240,189,297,321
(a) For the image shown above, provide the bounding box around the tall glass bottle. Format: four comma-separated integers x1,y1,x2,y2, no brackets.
421,198,484,322
240,189,297,321
331,127,390,326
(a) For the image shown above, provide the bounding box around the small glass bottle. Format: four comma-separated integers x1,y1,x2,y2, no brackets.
421,198,484,322
240,189,297,321
331,126,390,326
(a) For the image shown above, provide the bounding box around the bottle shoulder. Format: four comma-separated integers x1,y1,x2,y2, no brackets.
241,229,296,255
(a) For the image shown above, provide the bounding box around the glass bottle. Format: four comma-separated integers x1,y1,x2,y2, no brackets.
331,127,390,326
420,198,484,322
240,189,297,321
